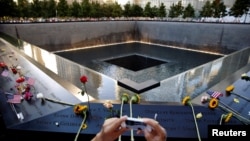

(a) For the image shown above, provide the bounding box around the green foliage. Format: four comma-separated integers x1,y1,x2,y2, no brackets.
230,0,249,17
123,2,144,17
168,1,184,18
30,0,42,17
200,1,213,17
70,0,81,17
123,2,131,17
1,0,249,21
144,2,152,17
183,3,195,18
57,0,69,17
17,0,30,17
200,0,227,18
211,0,227,18
81,0,91,17
131,4,143,17
47,0,57,17
158,3,167,18
0,0,18,17
110,2,123,17
89,1,101,18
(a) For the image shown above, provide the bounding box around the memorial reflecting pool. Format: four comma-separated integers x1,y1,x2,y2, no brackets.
55,42,223,101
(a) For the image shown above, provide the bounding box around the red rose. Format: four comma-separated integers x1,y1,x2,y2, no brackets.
11,68,17,74
16,77,25,83
80,75,88,84
0,62,6,68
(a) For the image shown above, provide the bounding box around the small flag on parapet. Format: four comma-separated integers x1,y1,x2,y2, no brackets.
1,70,9,77
206,90,223,99
7,94,22,103
25,76,35,85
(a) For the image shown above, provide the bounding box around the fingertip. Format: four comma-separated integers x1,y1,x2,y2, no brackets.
120,115,128,120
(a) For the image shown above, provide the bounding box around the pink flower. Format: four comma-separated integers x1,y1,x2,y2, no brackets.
103,100,113,109
201,96,209,104
24,91,33,100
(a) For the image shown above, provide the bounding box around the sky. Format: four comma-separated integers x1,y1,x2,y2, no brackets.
117,0,129,5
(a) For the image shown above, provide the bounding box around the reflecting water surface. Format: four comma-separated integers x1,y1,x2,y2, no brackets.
14,40,250,102
55,42,222,83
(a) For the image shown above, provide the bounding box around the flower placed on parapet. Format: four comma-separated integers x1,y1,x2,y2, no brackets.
16,76,25,83
10,65,18,74
0,62,8,70
241,73,250,81
23,91,33,101
208,98,219,109
121,93,129,103
201,91,250,124
223,112,233,123
225,85,250,102
219,112,233,125
182,96,191,105
74,104,88,115
79,75,91,112
130,94,140,104
225,85,234,95
103,100,119,118
196,112,203,119
103,100,114,109
201,95,209,104
36,93,74,106
73,104,88,141
79,75,88,95
182,96,201,141
80,75,87,83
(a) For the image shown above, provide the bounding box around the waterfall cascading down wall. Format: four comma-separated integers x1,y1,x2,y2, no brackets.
0,21,250,54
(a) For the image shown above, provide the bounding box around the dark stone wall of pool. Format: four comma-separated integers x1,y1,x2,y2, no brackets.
0,21,250,54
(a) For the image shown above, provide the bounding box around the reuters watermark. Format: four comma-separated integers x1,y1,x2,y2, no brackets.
208,125,250,140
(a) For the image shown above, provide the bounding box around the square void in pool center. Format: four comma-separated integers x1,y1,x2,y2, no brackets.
104,54,167,71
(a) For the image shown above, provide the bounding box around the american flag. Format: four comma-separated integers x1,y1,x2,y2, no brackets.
1,70,9,77
206,90,223,99
25,76,35,85
7,94,22,103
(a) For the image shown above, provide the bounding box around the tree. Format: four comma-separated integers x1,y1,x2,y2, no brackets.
123,2,131,17
211,0,227,18
47,0,57,17
230,0,249,17
81,0,91,17
89,1,101,18
0,0,18,17
131,4,143,17
30,0,42,17
199,0,213,17
57,0,69,17
101,3,111,17
168,1,183,18
70,0,82,17
151,5,159,18
183,3,195,18
158,3,166,18
144,2,152,17
17,0,31,17
41,0,50,18
110,2,123,17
